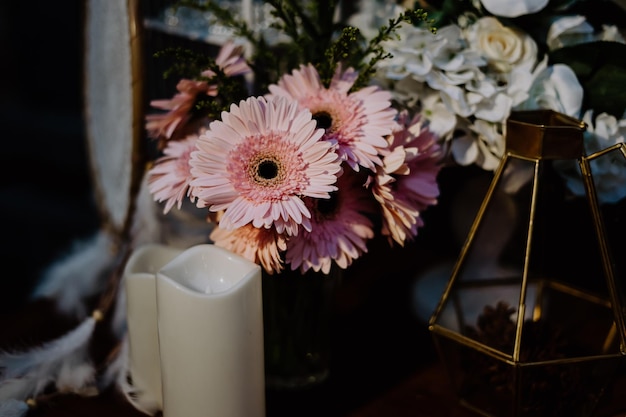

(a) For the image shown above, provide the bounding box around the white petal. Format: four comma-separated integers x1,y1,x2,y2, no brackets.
474,93,512,123
547,16,594,51
545,64,584,117
481,0,549,18
451,135,479,166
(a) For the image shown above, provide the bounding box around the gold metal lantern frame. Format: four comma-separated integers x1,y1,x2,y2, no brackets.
429,110,626,417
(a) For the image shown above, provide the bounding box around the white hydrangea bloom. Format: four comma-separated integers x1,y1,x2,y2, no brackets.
380,25,448,80
372,0,622,179
419,88,458,139
555,110,626,204
449,120,480,166
447,118,502,169
374,16,563,171
470,119,506,170
506,62,544,106
474,92,513,123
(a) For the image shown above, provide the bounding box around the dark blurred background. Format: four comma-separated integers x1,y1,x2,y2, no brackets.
0,1,100,313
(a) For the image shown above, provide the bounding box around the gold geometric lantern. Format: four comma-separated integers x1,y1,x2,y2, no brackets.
429,110,626,417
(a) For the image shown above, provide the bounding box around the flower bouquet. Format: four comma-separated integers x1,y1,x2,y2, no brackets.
145,0,443,275
143,0,446,389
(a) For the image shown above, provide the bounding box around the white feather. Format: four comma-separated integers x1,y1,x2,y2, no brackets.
0,379,45,404
31,230,117,317
111,337,160,416
0,399,29,417
0,317,97,401
56,361,97,395
99,337,127,390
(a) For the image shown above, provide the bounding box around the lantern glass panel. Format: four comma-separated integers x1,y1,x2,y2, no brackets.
586,146,626,327
432,151,617,357
430,110,626,417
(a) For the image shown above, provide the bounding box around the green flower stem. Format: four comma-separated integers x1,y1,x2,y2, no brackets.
262,266,341,389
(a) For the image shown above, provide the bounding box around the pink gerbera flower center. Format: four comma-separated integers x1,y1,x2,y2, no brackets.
229,133,307,200
312,111,333,130
253,157,280,183
306,93,359,141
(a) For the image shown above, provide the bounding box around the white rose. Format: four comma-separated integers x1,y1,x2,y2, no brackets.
546,15,594,51
480,0,548,18
465,17,538,73
516,63,583,118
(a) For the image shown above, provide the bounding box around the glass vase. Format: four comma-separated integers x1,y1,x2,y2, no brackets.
262,265,341,390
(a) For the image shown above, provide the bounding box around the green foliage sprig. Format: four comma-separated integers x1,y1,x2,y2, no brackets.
153,47,215,80
164,1,435,93
153,47,250,120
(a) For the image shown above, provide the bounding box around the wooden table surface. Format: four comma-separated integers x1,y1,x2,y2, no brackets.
3,297,625,417
17,360,626,417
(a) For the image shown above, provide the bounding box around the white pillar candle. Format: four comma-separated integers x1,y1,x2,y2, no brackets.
123,244,184,412
156,244,265,417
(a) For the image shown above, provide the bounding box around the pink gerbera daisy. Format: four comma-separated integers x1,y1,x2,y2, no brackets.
285,169,376,274
148,133,199,214
371,111,442,246
201,41,251,79
190,96,342,236
266,64,397,172
210,221,287,275
145,79,211,142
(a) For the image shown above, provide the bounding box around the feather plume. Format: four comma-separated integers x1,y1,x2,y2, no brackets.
31,230,118,317
0,399,29,417
0,317,97,401
99,337,126,391
110,337,160,416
